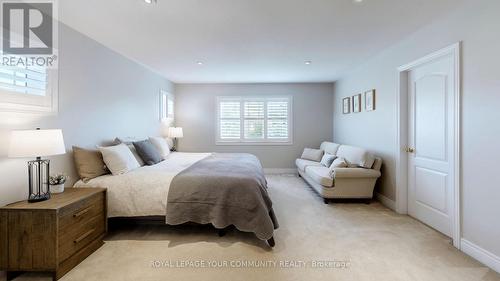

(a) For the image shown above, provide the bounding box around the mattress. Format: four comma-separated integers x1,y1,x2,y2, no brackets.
74,152,211,217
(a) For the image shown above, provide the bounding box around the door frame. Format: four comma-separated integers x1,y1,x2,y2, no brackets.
395,42,461,248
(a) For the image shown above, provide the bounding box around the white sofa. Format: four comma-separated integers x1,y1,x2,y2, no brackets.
295,142,382,203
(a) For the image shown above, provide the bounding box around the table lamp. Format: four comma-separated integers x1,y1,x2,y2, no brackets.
8,128,66,202
167,127,183,151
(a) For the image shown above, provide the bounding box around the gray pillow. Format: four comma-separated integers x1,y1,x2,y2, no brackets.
320,153,337,167
133,140,163,166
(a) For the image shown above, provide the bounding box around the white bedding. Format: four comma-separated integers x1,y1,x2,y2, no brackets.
74,152,211,217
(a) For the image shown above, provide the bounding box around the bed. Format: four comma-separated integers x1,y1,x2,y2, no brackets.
74,152,278,246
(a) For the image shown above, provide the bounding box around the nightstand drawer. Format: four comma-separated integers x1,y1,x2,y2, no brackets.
59,192,105,231
58,214,106,262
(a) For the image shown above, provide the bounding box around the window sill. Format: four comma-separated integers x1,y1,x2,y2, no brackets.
0,102,57,114
216,141,293,146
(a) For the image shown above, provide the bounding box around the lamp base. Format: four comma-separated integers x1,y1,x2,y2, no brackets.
27,158,51,203
28,193,51,203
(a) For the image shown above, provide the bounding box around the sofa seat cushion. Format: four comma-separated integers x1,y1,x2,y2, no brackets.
336,145,375,169
305,166,334,187
296,158,322,172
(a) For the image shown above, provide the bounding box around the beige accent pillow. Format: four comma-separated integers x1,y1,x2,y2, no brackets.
301,148,324,162
73,146,109,182
328,157,348,177
149,136,171,159
98,144,140,175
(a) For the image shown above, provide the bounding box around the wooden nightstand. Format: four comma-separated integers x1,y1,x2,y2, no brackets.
0,188,107,280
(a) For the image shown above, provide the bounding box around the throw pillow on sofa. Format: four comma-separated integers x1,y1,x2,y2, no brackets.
328,157,348,177
301,148,324,162
320,153,337,167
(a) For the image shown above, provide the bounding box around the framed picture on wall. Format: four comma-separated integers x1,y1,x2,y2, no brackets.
352,94,361,113
159,90,175,122
365,89,376,111
342,97,351,114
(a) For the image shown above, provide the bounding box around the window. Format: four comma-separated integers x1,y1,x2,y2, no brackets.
0,63,57,113
217,96,292,144
160,90,174,121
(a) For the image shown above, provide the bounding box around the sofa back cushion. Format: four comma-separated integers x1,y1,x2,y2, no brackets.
336,145,375,169
320,142,341,155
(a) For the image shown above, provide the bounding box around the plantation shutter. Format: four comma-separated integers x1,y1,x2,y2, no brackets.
0,65,48,96
217,96,291,143
244,101,265,139
219,101,241,139
267,100,289,139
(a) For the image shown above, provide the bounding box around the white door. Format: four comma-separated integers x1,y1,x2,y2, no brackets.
407,53,456,237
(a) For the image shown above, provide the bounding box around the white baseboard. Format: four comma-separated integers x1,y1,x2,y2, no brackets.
461,239,500,274
375,192,396,211
264,168,297,174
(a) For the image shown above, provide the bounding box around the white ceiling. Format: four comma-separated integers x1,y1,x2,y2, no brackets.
60,0,462,83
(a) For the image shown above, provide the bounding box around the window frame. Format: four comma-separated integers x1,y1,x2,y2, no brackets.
0,65,58,114
216,96,293,145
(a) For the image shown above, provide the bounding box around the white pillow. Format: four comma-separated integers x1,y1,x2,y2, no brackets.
328,157,348,177
301,148,324,162
98,143,140,175
149,136,171,159
113,138,145,166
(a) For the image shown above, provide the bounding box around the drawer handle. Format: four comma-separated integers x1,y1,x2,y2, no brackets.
73,207,90,218
74,229,95,244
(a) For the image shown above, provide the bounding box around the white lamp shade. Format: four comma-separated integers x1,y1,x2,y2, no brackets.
167,127,183,138
8,129,66,158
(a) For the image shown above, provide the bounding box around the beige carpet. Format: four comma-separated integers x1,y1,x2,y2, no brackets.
9,174,500,281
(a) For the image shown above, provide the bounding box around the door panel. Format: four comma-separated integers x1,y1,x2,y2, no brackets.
408,54,455,238
415,75,447,161
415,167,447,213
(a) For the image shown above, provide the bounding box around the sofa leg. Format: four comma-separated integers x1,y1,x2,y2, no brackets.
323,198,329,204
365,199,371,205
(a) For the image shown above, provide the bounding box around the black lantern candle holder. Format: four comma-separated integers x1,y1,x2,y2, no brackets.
27,157,51,202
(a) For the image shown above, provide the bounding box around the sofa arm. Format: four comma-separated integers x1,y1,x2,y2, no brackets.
332,168,381,179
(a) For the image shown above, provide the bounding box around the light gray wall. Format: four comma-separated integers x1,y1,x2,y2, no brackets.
332,1,500,257
175,83,333,169
0,23,174,207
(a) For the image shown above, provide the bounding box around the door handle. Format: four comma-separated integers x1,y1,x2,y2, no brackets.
405,147,415,153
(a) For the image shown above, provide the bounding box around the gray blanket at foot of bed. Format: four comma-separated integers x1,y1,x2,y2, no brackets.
166,153,278,240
